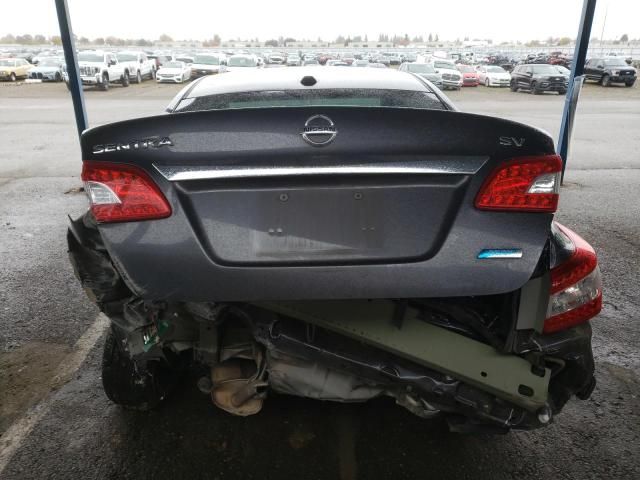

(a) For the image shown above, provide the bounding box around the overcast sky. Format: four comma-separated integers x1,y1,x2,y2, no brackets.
1,0,638,43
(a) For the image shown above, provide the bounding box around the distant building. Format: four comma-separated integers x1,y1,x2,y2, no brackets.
348,42,395,49
284,41,330,48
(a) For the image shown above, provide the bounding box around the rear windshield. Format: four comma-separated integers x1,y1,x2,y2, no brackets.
174,89,447,113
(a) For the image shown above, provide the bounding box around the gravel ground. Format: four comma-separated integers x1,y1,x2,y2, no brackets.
0,79,638,479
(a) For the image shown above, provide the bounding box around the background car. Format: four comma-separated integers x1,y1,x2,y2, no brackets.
226,54,261,71
116,51,156,83
553,65,571,78
584,57,636,87
28,57,64,81
352,59,369,67
190,53,226,78
456,64,479,87
510,64,568,94
267,53,285,65
429,58,462,90
155,60,191,83
286,54,301,66
476,65,511,87
175,55,194,65
302,58,320,66
148,53,174,70
399,62,443,89
70,50,129,91
0,57,32,81
326,60,349,67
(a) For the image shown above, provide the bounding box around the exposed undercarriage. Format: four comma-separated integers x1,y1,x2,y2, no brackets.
68,213,596,433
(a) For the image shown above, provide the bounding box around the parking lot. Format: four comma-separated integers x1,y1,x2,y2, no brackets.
1,79,639,479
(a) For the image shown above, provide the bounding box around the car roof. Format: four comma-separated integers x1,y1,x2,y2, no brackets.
186,66,428,98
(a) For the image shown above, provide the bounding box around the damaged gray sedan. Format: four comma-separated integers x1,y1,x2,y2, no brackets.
68,67,601,433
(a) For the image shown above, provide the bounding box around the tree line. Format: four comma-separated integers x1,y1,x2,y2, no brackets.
1,32,635,47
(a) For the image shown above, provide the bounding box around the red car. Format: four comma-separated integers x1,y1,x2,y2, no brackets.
457,64,479,86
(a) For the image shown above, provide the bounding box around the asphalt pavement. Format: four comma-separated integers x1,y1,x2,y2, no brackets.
0,79,638,479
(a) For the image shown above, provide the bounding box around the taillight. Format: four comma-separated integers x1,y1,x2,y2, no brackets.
475,155,562,212
81,162,171,223
544,223,602,334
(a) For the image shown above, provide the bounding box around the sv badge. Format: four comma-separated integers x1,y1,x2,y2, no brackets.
499,136,526,147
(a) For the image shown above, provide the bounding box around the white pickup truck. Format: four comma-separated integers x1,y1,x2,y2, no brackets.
115,51,156,83
65,50,130,91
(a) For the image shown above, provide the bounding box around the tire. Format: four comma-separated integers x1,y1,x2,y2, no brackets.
625,81,635,87
559,89,567,95
55,72,61,82
485,78,490,87
510,80,518,92
99,73,109,91
102,326,177,411
531,82,540,94
10,72,16,82
135,70,142,84
121,71,130,87
602,74,610,87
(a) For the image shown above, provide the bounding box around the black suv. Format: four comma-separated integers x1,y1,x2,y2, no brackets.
510,64,568,95
585,57,636,87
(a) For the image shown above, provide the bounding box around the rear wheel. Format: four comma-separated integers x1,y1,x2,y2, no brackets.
121,71,130,87
102,326,177,411
485,78,490,87
510,80,517,92
625,80,635,87
10,72,16,82
55,72,61,82
602,74,610,87
135,70,142,83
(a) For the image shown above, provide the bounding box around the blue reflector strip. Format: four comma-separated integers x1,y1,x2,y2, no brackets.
477,249,523,259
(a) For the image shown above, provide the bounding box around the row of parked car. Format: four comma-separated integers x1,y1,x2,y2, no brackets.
402,57,636,93
1,48,636,94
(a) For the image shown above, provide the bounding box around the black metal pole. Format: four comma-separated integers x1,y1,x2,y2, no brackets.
558,0,597,182
54,0,88,140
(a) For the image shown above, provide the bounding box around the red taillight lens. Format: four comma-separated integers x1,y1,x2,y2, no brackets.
544,224,603,334
475,155,562,212
81,162,171,223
